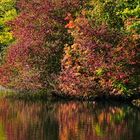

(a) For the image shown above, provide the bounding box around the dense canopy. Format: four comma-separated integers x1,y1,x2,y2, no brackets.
0,0,139,99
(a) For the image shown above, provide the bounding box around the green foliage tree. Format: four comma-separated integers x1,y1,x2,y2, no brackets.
117,0,140,34
0,0,17,61
85,0,140,34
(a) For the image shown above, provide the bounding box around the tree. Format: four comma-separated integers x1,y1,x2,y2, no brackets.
59,13,139,97
0,0,17,61
0,0,85,90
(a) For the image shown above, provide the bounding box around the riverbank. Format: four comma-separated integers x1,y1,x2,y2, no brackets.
0,86,140,108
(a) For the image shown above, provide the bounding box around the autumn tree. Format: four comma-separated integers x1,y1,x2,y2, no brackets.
59,13,139,97
0,0,85,90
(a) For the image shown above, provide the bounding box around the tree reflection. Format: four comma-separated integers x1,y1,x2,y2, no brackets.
57,102,130,140
0,99,139,140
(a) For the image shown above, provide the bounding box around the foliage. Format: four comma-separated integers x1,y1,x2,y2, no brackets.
59,14,139,96
0,0,139,97
116,0,140,34
0,0,17,61
0,0,84,90
84,0,140,34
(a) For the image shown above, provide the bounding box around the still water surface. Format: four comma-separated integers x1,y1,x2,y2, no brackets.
0,98,140,140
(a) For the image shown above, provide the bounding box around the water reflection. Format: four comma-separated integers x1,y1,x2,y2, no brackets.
0,99,140,140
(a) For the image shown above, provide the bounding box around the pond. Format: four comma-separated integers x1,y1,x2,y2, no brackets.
0,98,140,140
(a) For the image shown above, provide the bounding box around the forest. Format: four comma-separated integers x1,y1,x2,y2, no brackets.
0,0,139,101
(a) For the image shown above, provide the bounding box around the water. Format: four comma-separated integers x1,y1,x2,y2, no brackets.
0,98,140,140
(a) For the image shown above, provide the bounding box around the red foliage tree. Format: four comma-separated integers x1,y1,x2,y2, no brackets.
58,14,139,97
0,0,85,90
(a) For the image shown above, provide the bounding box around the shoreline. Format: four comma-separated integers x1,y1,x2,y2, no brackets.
0,85,140,107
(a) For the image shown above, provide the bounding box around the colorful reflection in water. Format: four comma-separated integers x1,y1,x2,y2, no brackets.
0,99,140,140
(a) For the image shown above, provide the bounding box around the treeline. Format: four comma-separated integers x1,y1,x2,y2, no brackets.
0,0,139,98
